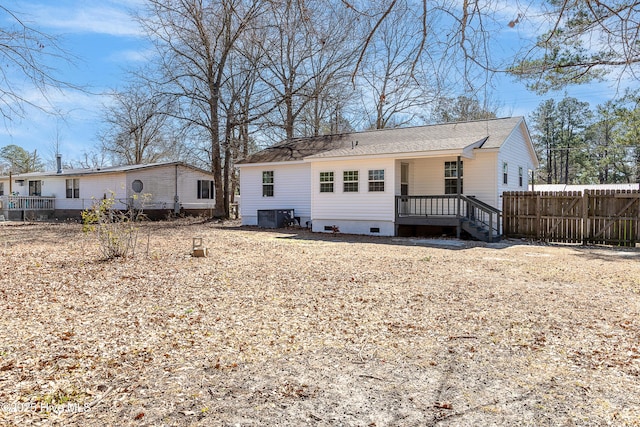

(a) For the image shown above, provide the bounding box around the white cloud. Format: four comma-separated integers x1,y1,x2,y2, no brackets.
107,47,156,63
19,1,144,37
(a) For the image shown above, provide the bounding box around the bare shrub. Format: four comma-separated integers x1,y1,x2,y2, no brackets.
81,193,148,259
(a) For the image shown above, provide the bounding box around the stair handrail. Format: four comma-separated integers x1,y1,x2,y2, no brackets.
459,195,502,239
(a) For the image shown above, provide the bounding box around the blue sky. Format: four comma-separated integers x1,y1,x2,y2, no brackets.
0,1,627,169
1,1,149,168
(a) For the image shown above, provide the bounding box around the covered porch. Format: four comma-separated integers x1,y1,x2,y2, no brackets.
393,156,502,242
0,195,56,221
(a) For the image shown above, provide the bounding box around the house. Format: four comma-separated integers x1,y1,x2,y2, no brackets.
0,161,217,220
236,117,539,241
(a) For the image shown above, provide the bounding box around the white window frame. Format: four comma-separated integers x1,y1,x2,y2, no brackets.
368,169,385,192
66,178,79,199
262,171,274,197
503,162,508,185
319,171,334,193
444,161,463,194
343,170,358,192
518,166,524,187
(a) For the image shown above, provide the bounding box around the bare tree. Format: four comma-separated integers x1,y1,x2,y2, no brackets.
348,0,640,96
98,81,177,165
220,44,268,213
431,95,499,123
138,0,263,217
77,150,108,169
258,0,358,139
356,0,440,129
349,0,499,95
0,6,76,122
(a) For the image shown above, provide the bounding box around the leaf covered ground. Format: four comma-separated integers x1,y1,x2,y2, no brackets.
0,220,639,426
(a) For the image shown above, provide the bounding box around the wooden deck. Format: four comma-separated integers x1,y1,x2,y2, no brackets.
395,195,502,242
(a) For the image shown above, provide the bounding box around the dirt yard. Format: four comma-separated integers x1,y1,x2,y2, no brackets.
0,220,639,426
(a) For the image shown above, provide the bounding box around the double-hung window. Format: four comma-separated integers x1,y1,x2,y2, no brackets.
343,170,358,192
262,171,274,197
518,166,524,187
66,179,79,198
368,169,385,192
503,162,508,185
444,161,463,194
319,172,334,193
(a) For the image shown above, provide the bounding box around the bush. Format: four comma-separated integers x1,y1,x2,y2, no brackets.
82,194,148,259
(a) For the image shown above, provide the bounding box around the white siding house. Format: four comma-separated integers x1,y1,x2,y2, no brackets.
236,117,538,241
238,162,312,227
0,162,217,220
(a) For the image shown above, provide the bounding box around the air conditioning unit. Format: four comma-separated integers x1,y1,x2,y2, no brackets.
257,209,295,228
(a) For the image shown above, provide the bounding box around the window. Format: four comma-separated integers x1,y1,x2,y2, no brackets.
320,172,334,193
368,169,385,192
444,161,463,194
262,171,274,197
197,180,214,199
66,179,79,199
28,180,42,196
518,166,524,187
343,170,358,192
0,182,3,196
131,179,143,193
401,163,409,196
503,162,508,185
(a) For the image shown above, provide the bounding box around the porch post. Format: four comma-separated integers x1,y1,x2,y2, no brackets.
456,155,461,238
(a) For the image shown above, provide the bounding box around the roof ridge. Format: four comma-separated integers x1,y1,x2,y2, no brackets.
262,116,522,148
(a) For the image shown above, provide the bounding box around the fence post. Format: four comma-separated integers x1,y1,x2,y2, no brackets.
503,192,509,235
535,192,541,240
582,190,589,245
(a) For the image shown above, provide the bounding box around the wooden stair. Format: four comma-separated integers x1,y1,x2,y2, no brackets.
461,217,500,242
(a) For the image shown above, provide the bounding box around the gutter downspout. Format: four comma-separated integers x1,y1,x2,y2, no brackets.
174,164,180,214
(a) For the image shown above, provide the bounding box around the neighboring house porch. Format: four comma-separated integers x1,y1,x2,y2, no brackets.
0,195,55,221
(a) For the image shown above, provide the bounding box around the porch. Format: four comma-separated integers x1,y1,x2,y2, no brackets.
395,195,502,242
0,195,56,220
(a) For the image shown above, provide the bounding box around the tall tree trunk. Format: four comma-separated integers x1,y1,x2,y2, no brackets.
285,85,294,139
209,84,225,218
223,117,234,219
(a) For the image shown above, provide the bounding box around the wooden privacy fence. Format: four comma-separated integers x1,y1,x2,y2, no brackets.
503,190,640,246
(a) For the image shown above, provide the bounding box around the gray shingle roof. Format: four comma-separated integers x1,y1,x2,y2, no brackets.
237,117,525,164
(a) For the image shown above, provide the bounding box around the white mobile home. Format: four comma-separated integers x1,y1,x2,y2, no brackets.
236,117,539,241
0,162,217,220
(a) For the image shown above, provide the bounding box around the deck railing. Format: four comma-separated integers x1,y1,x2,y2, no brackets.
0,195,55,210
395,194,502,239
463,195,502,238
397,194,460,217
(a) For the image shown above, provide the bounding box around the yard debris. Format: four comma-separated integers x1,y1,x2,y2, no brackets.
0,220,638,425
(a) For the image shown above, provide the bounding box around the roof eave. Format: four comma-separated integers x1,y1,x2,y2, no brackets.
235,160,308,168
